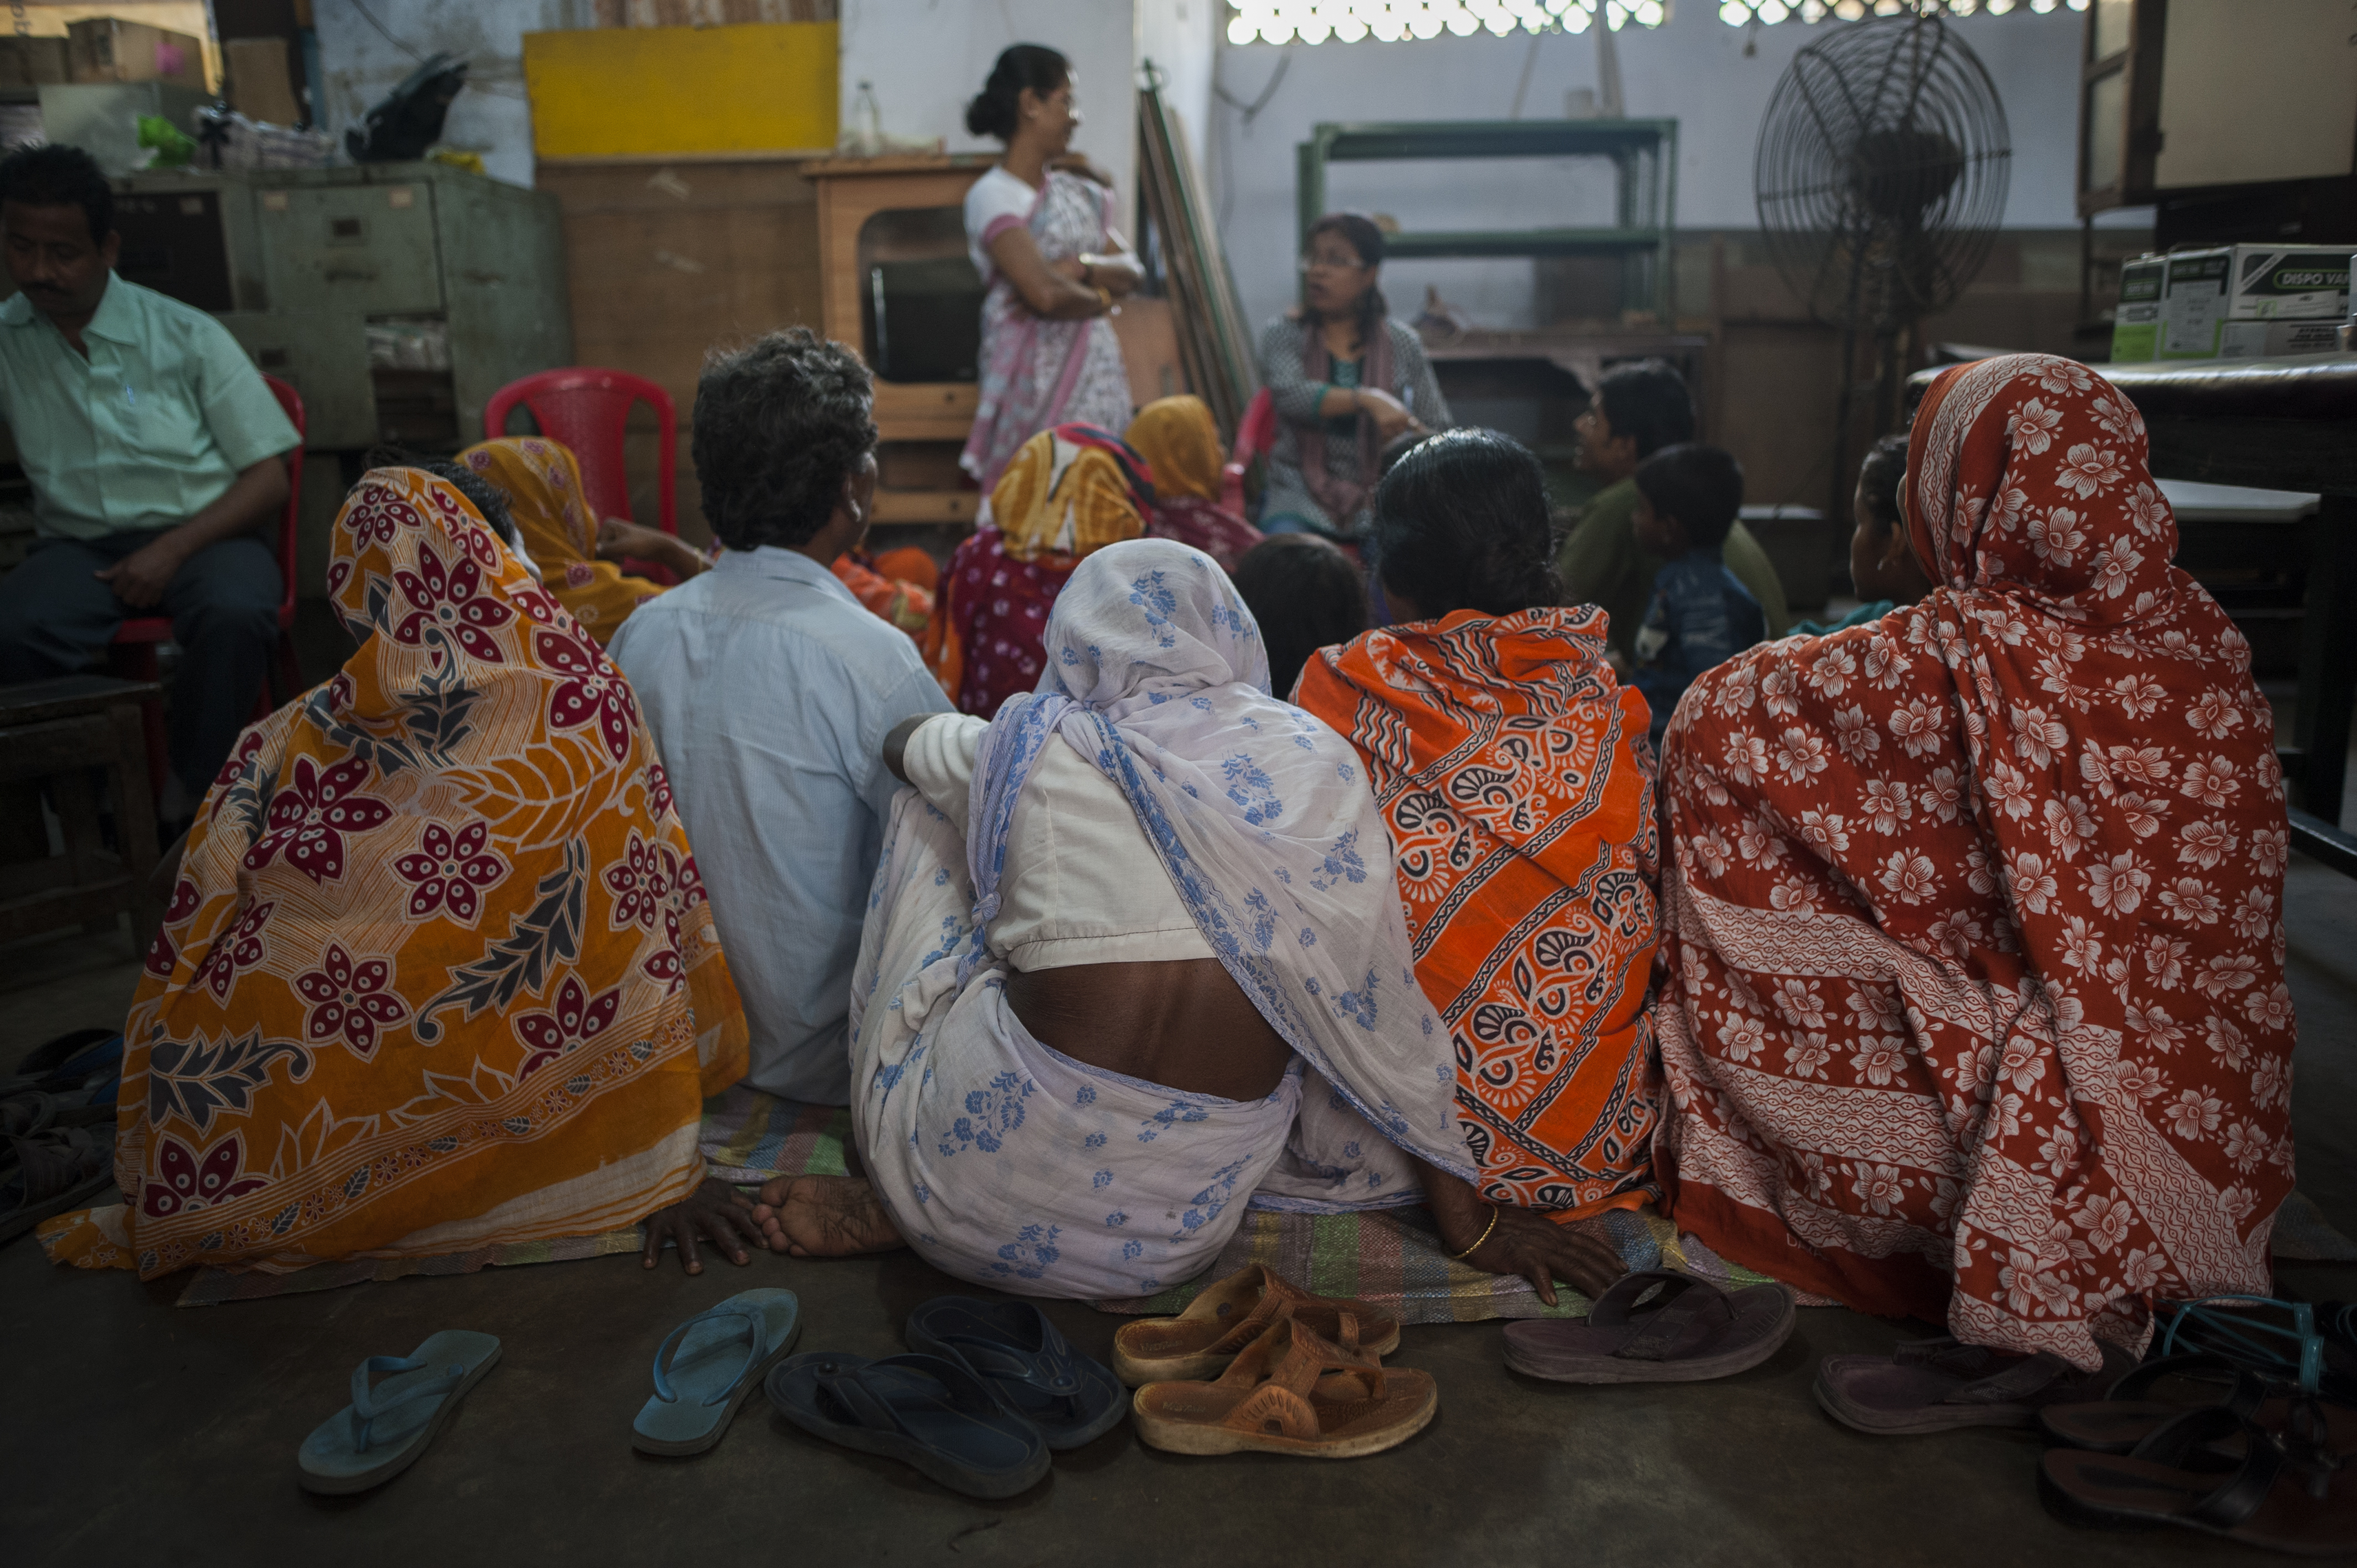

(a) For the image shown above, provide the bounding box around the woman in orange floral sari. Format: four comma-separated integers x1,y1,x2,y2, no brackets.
1295,430,1658,1258
1654,354,2292,1376
460,436,685,644
41,468,747,1278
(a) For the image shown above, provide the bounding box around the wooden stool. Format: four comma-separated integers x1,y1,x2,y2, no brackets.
0,675,165,954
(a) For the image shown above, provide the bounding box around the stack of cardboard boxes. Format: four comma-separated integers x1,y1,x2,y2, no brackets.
2112,246,2353,363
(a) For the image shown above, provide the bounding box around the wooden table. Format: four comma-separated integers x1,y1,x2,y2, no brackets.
0,674,164,951
1912,354,2357,878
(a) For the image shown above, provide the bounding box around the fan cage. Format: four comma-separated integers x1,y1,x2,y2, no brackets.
1754,13,2012,328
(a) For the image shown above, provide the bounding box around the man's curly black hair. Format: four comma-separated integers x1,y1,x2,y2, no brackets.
692,328,877,552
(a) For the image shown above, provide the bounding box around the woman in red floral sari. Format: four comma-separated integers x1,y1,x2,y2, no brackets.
1654,354,2292,1377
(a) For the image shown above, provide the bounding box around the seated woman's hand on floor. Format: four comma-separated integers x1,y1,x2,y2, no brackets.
1460,1208,1628,1306
1418,1156,1625,1305
640,1176,769,1275
750,1174,908,1258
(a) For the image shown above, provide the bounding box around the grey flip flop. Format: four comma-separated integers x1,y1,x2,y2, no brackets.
297,1331,502,1494
1502,1269,1796,1384
631,1288,803,1456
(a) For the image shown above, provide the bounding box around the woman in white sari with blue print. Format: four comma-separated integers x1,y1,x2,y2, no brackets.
747,538,1624,1304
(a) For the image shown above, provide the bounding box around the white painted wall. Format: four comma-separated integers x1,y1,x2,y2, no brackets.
839,0,1138,210
1211,3,2095,333
1136,0,1219,175
311,0,586,190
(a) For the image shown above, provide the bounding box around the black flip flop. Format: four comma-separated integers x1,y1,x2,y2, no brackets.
2041,1353,2357,1456
1503,1270,1796,1384
904,1296,1125,1449
0,1123,114,1247
2041,1404,2355,1554
765,1352,1051,1499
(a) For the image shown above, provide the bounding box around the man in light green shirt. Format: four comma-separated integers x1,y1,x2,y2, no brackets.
0,144,297,816
1555,359,1789,662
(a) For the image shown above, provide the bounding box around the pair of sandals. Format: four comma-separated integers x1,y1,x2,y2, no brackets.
1113,1262,1437,1459
2035,1297,2354,1555
298,1288,809,1493
766,1296,1125,1498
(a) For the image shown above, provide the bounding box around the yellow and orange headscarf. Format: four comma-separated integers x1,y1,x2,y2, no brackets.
1125,395,1223,503
987,423,1155,563
42,468,747,1277
461,436,665,645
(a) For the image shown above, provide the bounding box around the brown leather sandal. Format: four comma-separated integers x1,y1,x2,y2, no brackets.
1131,1316,1437,1459
2040,1402,2354,1554
1111,1262,1400,1386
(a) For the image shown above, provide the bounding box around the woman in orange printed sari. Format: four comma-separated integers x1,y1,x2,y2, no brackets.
1654,354,2292,1371
1295,431,1658,1249
42,467,747,1277
460,436,688,644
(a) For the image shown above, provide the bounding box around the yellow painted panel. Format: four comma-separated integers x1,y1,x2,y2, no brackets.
523,23,838,159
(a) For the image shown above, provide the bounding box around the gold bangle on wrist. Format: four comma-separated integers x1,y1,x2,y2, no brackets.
1449,1203,1500,1260
1093,285,1113,311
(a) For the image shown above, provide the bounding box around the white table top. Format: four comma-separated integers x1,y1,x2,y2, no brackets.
2159,478,2322,523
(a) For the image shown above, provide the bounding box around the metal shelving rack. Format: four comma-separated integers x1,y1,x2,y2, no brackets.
1295,118,1680,319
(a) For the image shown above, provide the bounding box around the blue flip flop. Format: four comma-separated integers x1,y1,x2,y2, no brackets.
765,1352,1051,1499
632,1287,803,1455
904,1296,1125,1450
297,1330,501,1494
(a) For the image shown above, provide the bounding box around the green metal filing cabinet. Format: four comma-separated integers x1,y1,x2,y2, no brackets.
111,161,573,452
106,162,570,654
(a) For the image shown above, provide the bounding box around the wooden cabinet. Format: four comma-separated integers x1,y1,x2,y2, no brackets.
804,155,994,526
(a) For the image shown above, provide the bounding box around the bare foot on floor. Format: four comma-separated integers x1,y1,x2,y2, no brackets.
750,1174,907,1258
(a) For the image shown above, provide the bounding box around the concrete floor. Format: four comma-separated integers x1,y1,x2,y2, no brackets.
3,865,2353,1567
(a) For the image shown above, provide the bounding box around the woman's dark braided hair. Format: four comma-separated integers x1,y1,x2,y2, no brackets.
1373,429,1562,619
965,44,1070,141
692,328,877,552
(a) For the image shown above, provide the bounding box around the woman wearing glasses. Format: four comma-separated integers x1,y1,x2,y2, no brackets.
1256,213,1451,543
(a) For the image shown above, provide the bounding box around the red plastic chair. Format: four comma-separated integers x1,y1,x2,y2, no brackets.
482,369,677,580
111,373,305,804
1219,387,1278,517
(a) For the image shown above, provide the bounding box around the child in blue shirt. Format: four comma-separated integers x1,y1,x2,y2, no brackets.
1628,442,1765,741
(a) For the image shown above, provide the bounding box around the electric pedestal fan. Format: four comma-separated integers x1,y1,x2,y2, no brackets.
1754,8,2010,516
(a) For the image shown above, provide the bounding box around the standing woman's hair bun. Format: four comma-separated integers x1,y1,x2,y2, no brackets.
966,44,1071,141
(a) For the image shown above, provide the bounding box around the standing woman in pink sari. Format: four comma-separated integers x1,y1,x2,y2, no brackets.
960,45,1141,496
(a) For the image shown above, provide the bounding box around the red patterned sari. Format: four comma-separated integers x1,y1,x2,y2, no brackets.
1654,354,2292,1366
1296,607,1661,1218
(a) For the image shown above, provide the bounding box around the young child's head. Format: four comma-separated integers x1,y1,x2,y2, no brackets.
1848,432,1932,605
1631,442,1743,559
1233,533,1371,701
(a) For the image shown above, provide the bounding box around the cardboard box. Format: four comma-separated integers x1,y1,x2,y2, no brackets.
2160,244,2353,360
2111,254,2165,363
224,37,300,127
66,19,207,92
0,37,71,90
